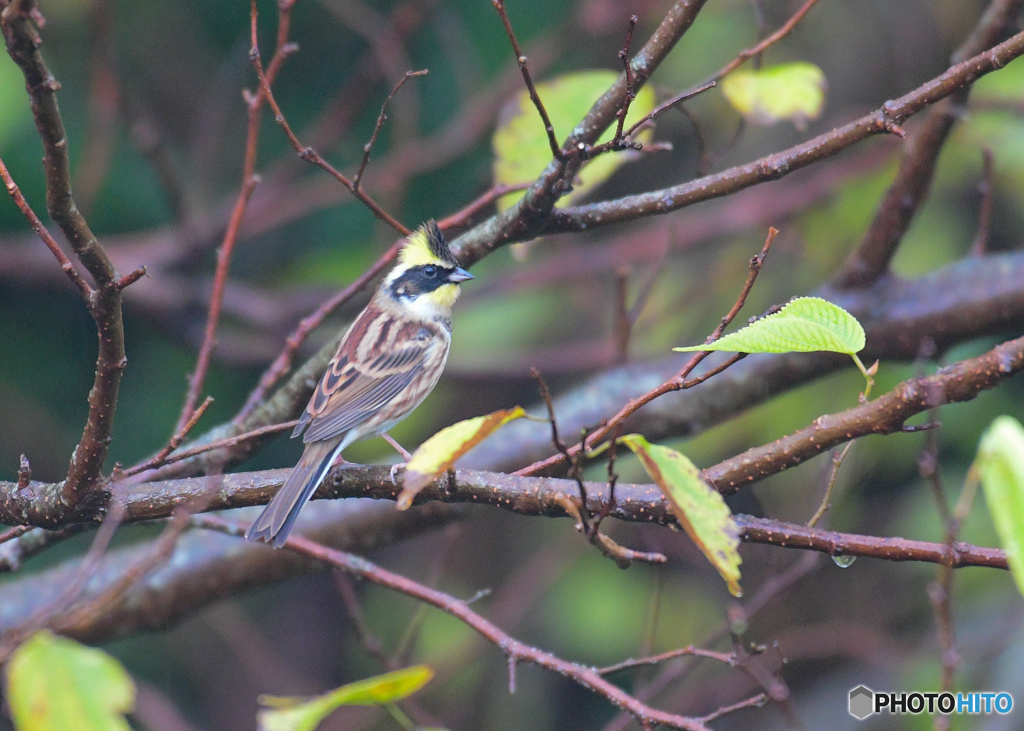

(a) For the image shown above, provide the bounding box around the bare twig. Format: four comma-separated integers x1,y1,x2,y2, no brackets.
126,419,299,479
970,148,995,256
352,69,429,191
713,0,820,82
248,0,411,236
175,0,301,434
698,693,768,724
0,156,92,299
613,16,639,142
121,397,214,478
806,442,854,527
599,646,736,675
492,0,562,161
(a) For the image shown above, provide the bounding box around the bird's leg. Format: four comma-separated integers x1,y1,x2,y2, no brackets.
382,433,413,483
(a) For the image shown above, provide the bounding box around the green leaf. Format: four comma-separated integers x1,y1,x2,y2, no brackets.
976,416,1024,597
674,297,865,355
493,69,657,211
721,62,826,128
258,666,434,731
399,407,526,508
6,630,135,731
620,435,742,596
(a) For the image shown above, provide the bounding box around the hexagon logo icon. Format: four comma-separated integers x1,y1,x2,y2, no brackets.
849,685,874,720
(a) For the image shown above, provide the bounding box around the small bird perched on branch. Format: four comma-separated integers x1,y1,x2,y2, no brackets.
246,221,473,547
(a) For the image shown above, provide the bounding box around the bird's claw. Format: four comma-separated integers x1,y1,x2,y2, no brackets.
390,462,407,484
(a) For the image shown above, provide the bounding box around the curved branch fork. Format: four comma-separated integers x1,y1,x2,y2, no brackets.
2,0,128,505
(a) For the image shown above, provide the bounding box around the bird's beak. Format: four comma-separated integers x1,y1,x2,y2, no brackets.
447,267,474,283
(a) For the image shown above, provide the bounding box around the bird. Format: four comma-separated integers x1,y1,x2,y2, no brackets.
245,221,473,547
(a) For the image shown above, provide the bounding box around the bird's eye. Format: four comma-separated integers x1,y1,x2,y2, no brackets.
423,265,437,278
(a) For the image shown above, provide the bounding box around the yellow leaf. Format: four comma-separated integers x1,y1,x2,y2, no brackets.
258,666,434,731
6,631,135,731
620,435,742,596
398,407,526,509
721,62,826,129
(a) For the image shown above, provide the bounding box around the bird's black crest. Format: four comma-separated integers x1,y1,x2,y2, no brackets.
424,220,460,267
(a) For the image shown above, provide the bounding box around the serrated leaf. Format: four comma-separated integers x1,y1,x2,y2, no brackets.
976,416,1024,597
493,69,657,211
6,630,135,731
721,62,826,129
399,407,526,508
258,666,434,731
674,297,865,355
620,435,742,596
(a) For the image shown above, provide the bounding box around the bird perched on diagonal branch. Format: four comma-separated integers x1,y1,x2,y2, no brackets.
246,221,473,547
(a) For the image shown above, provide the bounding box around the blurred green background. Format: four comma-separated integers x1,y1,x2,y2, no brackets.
2,0,1024,728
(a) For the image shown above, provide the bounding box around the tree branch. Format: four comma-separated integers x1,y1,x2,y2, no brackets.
521,29,1024,244
2,0,129,504
833,0,1023,289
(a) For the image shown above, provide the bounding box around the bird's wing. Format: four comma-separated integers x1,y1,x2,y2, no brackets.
297,314,442,444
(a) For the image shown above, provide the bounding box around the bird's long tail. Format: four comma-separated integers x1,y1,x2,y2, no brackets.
245,437,343,548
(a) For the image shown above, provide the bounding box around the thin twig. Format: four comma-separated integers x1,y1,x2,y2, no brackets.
249,0,411,236
970,148,994,256
715,0,821,82
613,16,639,142
126,420,299,479
806,441,854,527
531,368,588,529
0,526,32,546
492,0,562,161
174,0,301,434
929,467,980,729
352,69,428,190
335,572,393,668
599,645,736,675
621,80,717,141
121,397,214,478
0,156,92,299
698,693,768,724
